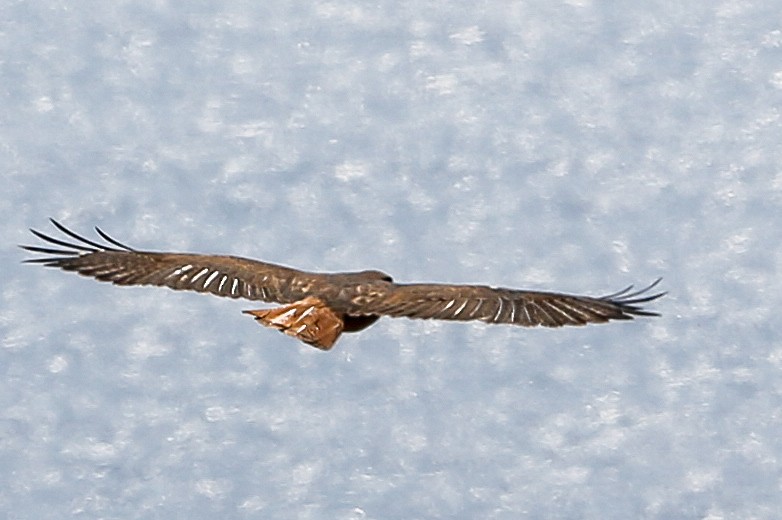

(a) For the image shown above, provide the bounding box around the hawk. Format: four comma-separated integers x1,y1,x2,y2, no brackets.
21,219,665,350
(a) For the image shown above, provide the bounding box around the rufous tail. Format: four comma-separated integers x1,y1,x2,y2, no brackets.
243,296,343,350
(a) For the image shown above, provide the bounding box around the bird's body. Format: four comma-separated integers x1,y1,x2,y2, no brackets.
22,219,666,350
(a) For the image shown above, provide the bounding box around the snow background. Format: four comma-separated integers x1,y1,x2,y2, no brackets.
2,1,781,518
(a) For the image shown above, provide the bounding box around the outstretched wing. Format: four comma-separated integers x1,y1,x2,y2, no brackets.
21,219,318,304
353,279,664,327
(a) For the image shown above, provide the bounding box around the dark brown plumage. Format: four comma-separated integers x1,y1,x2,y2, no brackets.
21,219,666,350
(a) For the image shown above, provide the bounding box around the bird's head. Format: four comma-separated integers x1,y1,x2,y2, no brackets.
357,270,393,282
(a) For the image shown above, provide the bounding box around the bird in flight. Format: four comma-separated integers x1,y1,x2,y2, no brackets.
21,219,665,350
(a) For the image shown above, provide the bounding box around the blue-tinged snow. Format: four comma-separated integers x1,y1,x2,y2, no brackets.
2,1,781,518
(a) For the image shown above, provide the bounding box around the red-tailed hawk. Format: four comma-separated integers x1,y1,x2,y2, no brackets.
22,219,665,350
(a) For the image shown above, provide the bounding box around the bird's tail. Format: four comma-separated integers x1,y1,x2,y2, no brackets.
243,296,343,350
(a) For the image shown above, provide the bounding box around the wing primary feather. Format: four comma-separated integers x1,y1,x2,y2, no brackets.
599,284,634,300
20,245,77,256
27,228,96,252
600,277,665,303
190,267,210,283
451,300,469,317
244,284,255,298
520,300,532,325
600,278,666,317
491,297,505,322
94,226,136,251
508,298,517,323
22,219,134,256
175,265,194,274
546,300,585,325
217,274,229,292
202,270,221,288
556,300,596,322
538,301,561,325
466,298,484,319
49,218,120,251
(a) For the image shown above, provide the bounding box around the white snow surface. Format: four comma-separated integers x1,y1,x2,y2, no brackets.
2,2,781,519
